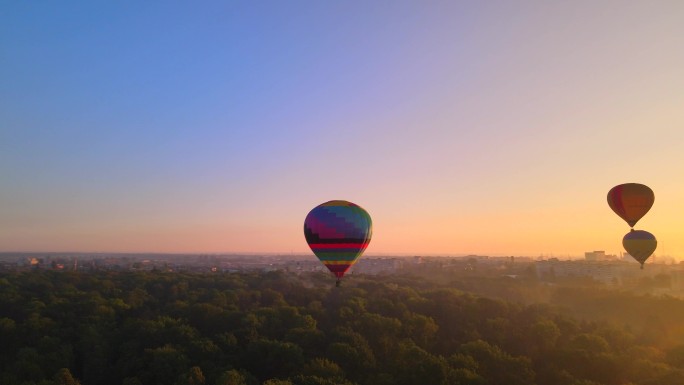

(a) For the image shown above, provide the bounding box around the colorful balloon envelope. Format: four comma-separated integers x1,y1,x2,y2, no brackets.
304,200,372,285
623,230,657,269
607,183,654,228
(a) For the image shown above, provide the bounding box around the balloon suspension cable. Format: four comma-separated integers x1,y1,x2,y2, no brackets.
640,263,644,270
631,228,635,232
335,278,341,288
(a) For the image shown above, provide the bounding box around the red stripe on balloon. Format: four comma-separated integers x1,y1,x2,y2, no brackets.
308,243,369,249
326,264,352,278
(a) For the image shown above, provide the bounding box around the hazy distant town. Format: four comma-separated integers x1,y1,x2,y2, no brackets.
2,250,683,295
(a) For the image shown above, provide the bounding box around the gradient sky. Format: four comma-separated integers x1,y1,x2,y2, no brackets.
2,1,683,259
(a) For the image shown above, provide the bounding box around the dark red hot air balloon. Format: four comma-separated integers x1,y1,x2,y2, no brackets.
607,183,654,228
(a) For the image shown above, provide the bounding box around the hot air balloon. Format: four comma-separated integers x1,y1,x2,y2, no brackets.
304,200,372,286
607,183,654,228
623,230,657,269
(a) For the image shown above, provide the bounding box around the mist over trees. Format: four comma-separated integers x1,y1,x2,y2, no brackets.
2,269,684,385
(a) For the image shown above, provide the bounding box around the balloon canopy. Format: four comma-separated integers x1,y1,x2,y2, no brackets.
623,230,657,269
607,183,654,228
304,200,372,284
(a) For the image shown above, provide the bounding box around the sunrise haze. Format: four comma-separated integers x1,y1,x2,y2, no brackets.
1,1,683,258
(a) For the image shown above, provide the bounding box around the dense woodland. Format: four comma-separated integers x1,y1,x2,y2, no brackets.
2,269,684,385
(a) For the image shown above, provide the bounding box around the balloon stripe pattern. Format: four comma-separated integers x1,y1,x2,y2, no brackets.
607,183,654,228
304,200,372,279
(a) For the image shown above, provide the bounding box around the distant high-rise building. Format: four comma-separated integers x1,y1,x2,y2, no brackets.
585,251,617,261
585,251,606,261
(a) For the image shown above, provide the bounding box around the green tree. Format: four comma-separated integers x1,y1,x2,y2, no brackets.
289,375,356,385
122,377,143,385
216,369,247,385
144,345,189,385
391,340,451,385
459,340,535,385
244,339,305,380
300,358,345,380
53,368,81,385
667,344,684,368
525,319,561,356
401,312,439,349
262,380,293,385
175,366,205,385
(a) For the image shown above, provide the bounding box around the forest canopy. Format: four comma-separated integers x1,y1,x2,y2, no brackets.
2,270,684,385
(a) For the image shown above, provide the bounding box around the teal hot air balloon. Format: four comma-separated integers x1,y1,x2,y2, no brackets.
304,200,372,286
623,230,657,269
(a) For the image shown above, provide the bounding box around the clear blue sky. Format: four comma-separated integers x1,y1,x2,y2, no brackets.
2,1,684,257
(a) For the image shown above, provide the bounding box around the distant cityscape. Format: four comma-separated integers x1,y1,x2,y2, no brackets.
1,250,683,295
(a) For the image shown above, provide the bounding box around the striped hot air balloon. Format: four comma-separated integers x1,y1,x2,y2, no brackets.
304,200,372,286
